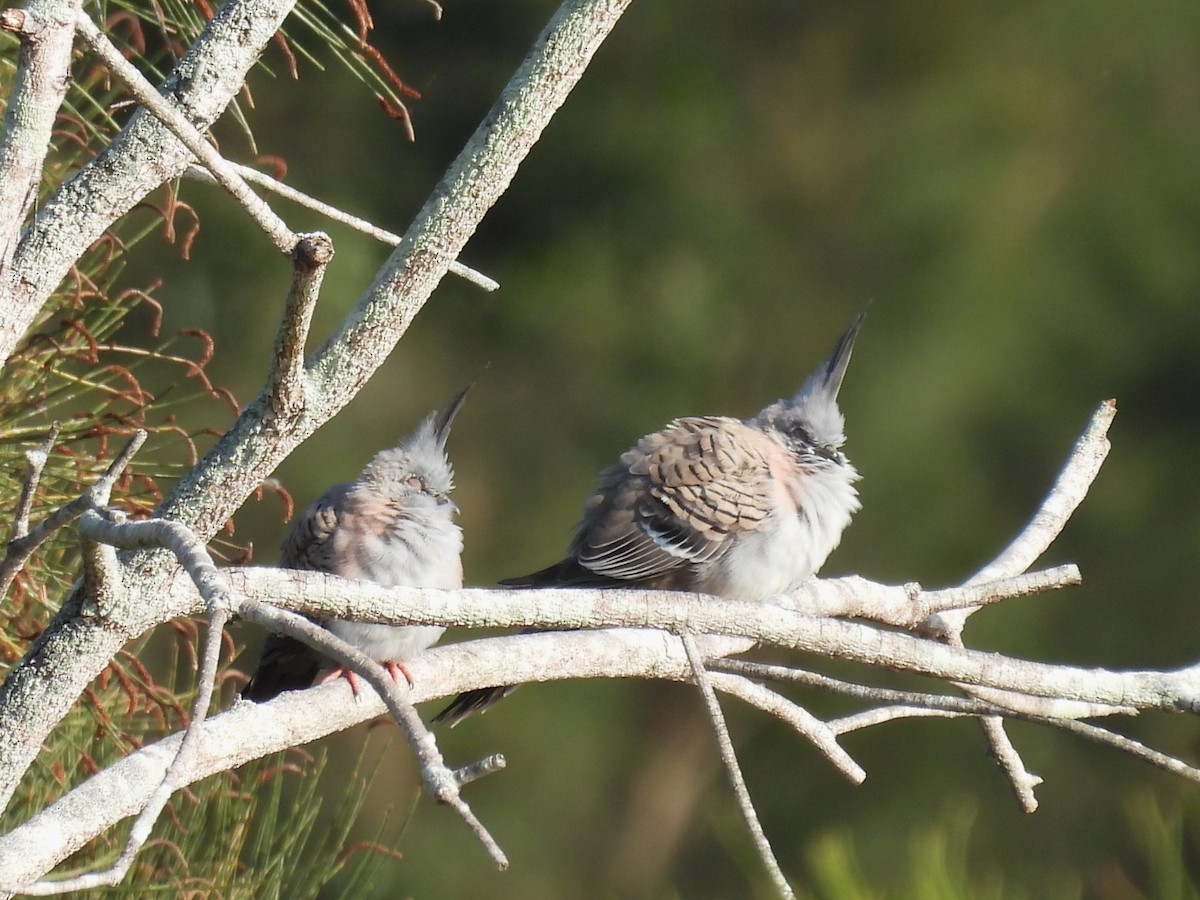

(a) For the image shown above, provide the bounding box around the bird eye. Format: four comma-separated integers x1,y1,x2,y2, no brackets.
406,475,425,491
788,425,813,446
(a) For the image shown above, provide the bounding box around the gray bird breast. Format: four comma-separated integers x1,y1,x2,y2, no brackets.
325,506,463,662
706,463,860,601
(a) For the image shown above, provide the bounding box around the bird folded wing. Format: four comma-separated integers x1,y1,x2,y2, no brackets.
280,483,350,572
574,417,773,581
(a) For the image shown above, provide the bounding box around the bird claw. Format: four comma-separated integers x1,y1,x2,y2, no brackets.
317,666,364,695
318,661,413,695
385,660,416,687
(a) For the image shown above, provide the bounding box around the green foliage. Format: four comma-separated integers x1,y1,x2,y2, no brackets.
122,745,394,898
802,805,1027,900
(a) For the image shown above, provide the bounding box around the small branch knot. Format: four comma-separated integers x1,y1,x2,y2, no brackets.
291,233,334,273
453,754,508,788
0,9,31,37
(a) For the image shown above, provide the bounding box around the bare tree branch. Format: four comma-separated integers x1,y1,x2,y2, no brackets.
202,567,1200,713
7,423,58,541
707,673,865,782
67,508,508,876
2,601,1197,885
0,0,78,330
2,607,230,896
781,565,1080,626
680,631,796,900
184,162,500,291
0,0,1186,890
922,400,1118,810
710,659,1136,721
3,0,301,368
926,399,1117,638
267,233,333,419
1,428,145,599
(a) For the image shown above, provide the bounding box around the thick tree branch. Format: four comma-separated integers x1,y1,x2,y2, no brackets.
0,0,79,348
3,609,1197,886
205,569,1200,712
66,509,508,878
1,608,230,896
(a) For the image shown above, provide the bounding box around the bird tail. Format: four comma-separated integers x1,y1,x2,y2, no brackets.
432,559,627,726
242,634,322,702
431,683,520,728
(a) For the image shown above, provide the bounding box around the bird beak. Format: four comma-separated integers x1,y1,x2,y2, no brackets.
806,310,865,403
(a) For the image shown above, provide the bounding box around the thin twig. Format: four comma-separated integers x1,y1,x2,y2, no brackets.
709,659,1137,721
452,754,508,788
831,706,970,732
10,424,58,542
237,600,509,870
785,566,1081,627
184,163,500,291
980,716,1043,810
709,673,864,782
0,429,145,599
929,399,1117,636
74,12,298,254
680,631,795,900
1049,718,1200,784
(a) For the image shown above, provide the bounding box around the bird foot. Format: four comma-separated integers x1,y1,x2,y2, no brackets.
317,666,364,695
384,660,416,687
317,660,413,695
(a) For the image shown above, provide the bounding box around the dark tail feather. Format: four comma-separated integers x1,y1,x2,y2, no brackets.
432,684,520,728
432,558,595,726
432,558,626,726
499,557,622,588
242,634,322,702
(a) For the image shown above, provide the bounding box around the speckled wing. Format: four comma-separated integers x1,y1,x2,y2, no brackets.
243,484,350,702
572,416,774,584
279,483,350,572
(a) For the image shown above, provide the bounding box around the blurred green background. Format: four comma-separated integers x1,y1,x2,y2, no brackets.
127,0,1200,895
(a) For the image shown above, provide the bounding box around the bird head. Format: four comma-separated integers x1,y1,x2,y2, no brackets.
753,311,864,467
356,383,472,510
